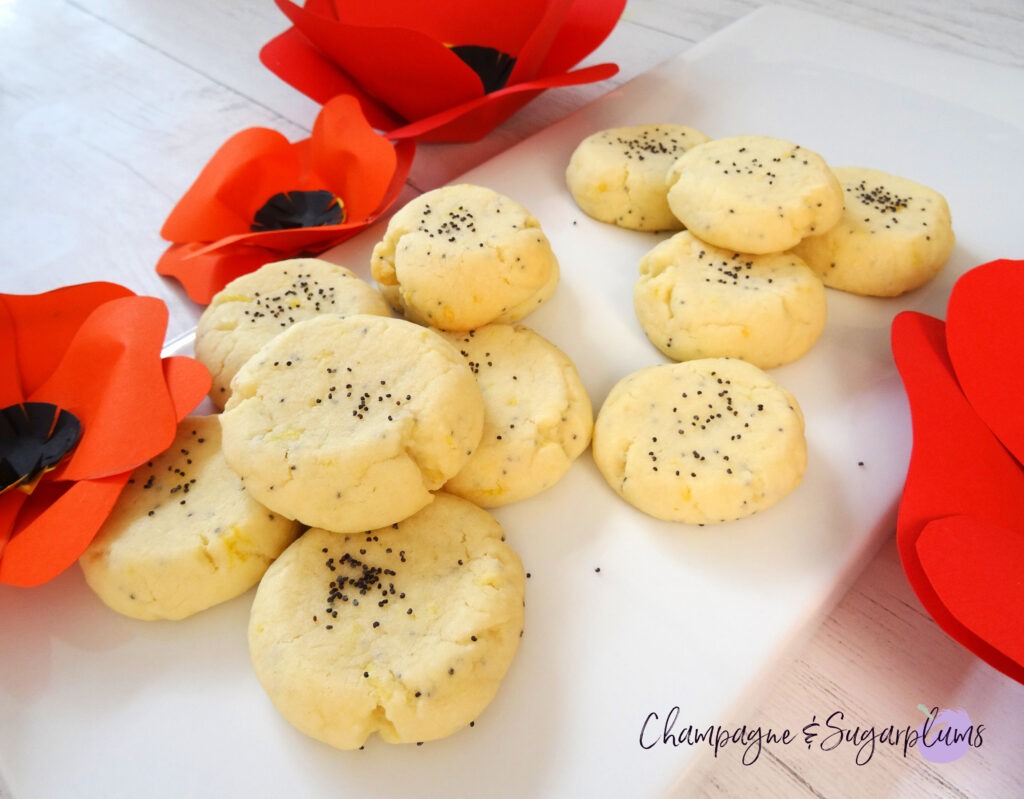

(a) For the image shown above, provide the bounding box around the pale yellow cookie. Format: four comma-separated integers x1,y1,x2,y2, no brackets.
370,184,559,330
79,415,301,620
592,359,806,524
565,124,711,231
219,314,485,533
790,166,955,296
248,492,526,750
195,258,391,409
634,231,827,368
438,324,593,507
666,135,844,254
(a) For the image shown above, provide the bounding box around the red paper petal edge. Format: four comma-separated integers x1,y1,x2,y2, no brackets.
157,243,278,306
946,258,1024,466
161,356,212,420
259,27,402,130
0,473,130,587
917,514,1024,681
892,310,1024,683
1,283,135,400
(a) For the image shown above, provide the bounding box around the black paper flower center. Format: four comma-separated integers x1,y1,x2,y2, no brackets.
451,45,517,94
251,190,347,233
0,402,82,494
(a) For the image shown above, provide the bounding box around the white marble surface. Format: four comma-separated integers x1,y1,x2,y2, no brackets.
1,2,1023,797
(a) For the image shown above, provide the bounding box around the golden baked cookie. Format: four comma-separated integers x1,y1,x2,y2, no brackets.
79,415,301,620
248,492,526,749
634,231,827,368
790,166,955,296
219,314,485,533
565,124,711,231
370,184,559,330
592,359,807,524
666,135,844,254
439,324,593,507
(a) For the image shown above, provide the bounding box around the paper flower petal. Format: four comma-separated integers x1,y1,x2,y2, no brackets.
917,514,1024,678
161,128,299,243
0,473,130,587
156,242,278,306
510,0,578,82
309,94,404,220
29,296,177,481
0,299,22,408
525,0,627,78
329,0,549,52
161,356,213,420
892,310,1024,682
0,488,27,561
1,283,134,400
259,26,403,129
946,258,1024,464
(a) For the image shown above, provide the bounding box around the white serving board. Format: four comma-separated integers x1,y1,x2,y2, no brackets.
2,6,1023,798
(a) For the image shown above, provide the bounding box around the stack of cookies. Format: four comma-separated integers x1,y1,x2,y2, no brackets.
81,184,595,751
567,127,954,524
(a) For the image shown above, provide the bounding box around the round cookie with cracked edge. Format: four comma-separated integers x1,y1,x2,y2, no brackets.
370,183,560,331
247,492,526,750
789,166,955,297
79,415,301,621
665,135,844,254
438,324,593,507
565,123,711,231
219,314,485,533
195,258,391,410
634,231,827,368
592,359,807,525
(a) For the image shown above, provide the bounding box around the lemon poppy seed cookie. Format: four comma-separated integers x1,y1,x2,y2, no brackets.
565,124,711,231
370,184,560,331
195,258,391,409
634,231,827,368
219,314,485,533
79,415,301,620
439,324,593,507
666,135,844,254
790,166,955,296
248,492,526,750
592,359,807,524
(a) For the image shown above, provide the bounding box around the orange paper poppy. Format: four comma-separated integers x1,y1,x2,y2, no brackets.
260,0,625,142
892,258,1024,684
156,94,415,304
0,283,211,587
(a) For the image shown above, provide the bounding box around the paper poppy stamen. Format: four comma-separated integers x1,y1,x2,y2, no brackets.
251,190,347,233
0,402,82,495
449,45,517,94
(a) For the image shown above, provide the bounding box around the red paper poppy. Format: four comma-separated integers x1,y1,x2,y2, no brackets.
156,94,415,305
892,258,1024,684
0,283,211,587
260,0,625,142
